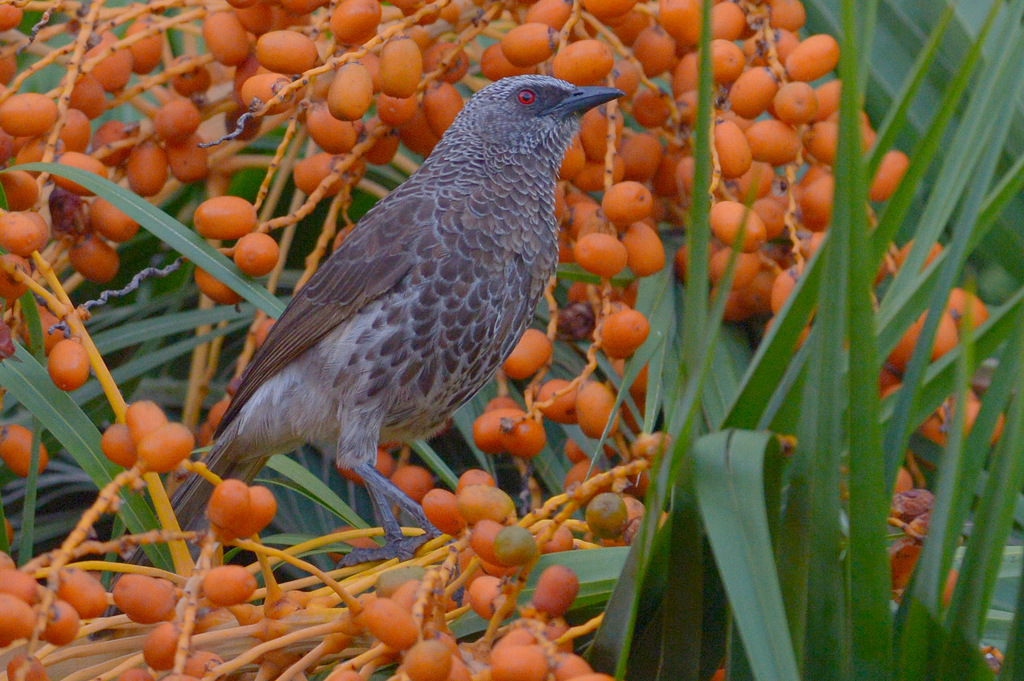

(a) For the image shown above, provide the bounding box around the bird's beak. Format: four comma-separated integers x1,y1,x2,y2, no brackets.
545,86,624,118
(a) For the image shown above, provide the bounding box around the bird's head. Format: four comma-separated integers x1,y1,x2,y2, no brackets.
441,75,623,161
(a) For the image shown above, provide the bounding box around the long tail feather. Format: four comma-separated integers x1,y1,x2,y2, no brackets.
169,433,269,534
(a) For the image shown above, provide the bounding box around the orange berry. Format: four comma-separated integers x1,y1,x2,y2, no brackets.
467,575,502,618
542,524,575,554
0,594,34,646
481,43,535,81
0,253,29,301
714,119,753,179
499,417,547,459
331,0,381,44
619,132,663,182
194,196,257,240
729,66,778,119
126,19,163,75
57,569,107,619
136,422,195,473
457,469,495,492
207,479,277,538
601,309,649,359
69,235,119,283
503,328,553,380
306,103,359,153
456,484,515,525
473,407,521,454
631,25,675,78
501,23,558,68
125,400,167,443
166,136,207,184
390,464,433,503
580,106,623,161
203,565,257,606
710,200,767,252
112,574,176,624
51,151,108,196
602,181,653,227
660,0,700,46
293,152,345,196
0,6,22,31
195,268,242,306
0,93,57,138
552,40,614,86
786,34,841,82
101,424,137,468
202,12,251,66
143,621,179,670
233,232,279,277
769,0,805,29
491,645,549,681
773,81,819,125
0,171,39,212
583,0,634,20
869,150,909,202
526,0,573,28
575,381,619,438
0,568,39,604
423,82,463,138
328,62,374,121
153,99,201,143
379,36,422,98
574,233,627,278
470,518,504,565
42,599,79,646
745,119,801,166
126,142,169,197
402,639,453,681
532,564,579,617
709,38,745,83
0,424,48,477
536,379,578,424
47,339,90,391
89,198,139,242
621,221,665,277
0,211,49,257
239,73,298,115
799,172,834,231
422,488,466,535
803,121,838,165
358,597,418,650
256,30,319,74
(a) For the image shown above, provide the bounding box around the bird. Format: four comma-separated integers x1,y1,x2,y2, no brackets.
171,75,623,565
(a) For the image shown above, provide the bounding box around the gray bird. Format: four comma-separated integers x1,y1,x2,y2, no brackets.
172,75,622,564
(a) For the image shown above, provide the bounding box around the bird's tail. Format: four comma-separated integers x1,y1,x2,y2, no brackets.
169,428,269,535
97,431,269,628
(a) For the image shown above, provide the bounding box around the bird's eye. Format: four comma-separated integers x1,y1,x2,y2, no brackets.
517,89,536,105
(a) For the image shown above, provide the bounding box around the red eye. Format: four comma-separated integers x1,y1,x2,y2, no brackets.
517,89,536,105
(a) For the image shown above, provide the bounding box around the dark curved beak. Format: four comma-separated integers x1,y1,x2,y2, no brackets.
545,86,624,118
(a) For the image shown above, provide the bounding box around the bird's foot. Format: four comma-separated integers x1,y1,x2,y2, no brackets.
337,532,432,567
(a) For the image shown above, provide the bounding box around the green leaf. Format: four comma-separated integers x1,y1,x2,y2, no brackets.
4,163,284,318
262,455,367,530
450,547,628,639
0,341,168,564
692,430,799,680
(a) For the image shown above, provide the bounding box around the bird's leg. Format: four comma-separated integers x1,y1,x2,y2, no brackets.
337,461,441,566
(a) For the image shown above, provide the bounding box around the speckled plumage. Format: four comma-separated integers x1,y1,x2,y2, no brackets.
170,76,622,548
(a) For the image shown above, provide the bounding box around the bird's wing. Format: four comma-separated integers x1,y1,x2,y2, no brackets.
216,190,430,435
